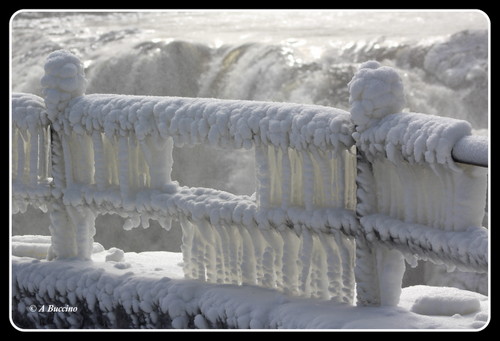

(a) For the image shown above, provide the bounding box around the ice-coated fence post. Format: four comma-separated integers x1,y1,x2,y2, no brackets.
348,61,407,306
41,49,95,259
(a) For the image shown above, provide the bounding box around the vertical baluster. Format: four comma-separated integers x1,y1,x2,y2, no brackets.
92,131,106,190
240,225,256,285
320,233,342,301
298,227,313,296
12,128,18,181
118,135,129,197
180,215,195,279
301,150,314,211
281,147,291,209
39,127,48,181
335,231,355,304
29,128,39,184
280,229,300,296
255,144,270,208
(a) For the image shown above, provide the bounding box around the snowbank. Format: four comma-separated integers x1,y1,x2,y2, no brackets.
11,246,489,330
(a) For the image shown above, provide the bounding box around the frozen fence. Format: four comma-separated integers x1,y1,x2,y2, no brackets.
11,50,488,324
348,61,488,306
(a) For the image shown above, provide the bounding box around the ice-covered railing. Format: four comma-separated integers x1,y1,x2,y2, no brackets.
349,61,488,306
11,93,52,214
14,50,359,303
11,50,488,316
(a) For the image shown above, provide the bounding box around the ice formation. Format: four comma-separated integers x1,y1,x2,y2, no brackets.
349,61,488,305
11,255,489,329
11,93,51,214
11,49,488,326
13,49,360,302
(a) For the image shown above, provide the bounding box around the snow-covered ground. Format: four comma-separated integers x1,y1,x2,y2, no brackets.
11,236,489,330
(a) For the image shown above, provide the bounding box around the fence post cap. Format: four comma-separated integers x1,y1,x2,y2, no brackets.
41,49,87,123
348,60,405,133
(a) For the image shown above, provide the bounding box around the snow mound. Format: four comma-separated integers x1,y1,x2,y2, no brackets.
407,285,482,316
105,247,125,262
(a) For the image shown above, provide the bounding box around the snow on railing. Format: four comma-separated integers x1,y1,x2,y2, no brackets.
11,50,488,311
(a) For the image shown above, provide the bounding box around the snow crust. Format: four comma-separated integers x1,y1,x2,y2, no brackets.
11,250,489,330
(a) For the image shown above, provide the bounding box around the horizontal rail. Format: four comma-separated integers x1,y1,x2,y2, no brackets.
452,135,488,167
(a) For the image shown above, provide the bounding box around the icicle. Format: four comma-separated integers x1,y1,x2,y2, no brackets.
29,128,39,185
236,225,254,285
255,145,270,208
180,215,195,279
301,151,314,211
39,127,50,181
213,223,230,284
196,219,217,283
336,151,346,209
280,229,300,296
290,149,303,207
319,233,342,302
118,135,130,197
225,224,241,284
92,132,106,190
128,135,139,192
280,147,291,209
16,130,26,183
262,228,284,291
311,149,331,207
344,149,357,210
259,228,281,289
248,227,265,286
308,234,326,299
12,128,19,181
298,227,313,296
335,231,355,304
190,225,206,281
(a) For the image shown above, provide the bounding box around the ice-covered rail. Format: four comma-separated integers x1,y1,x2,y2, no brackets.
348,61,488,305
12,50,488,318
